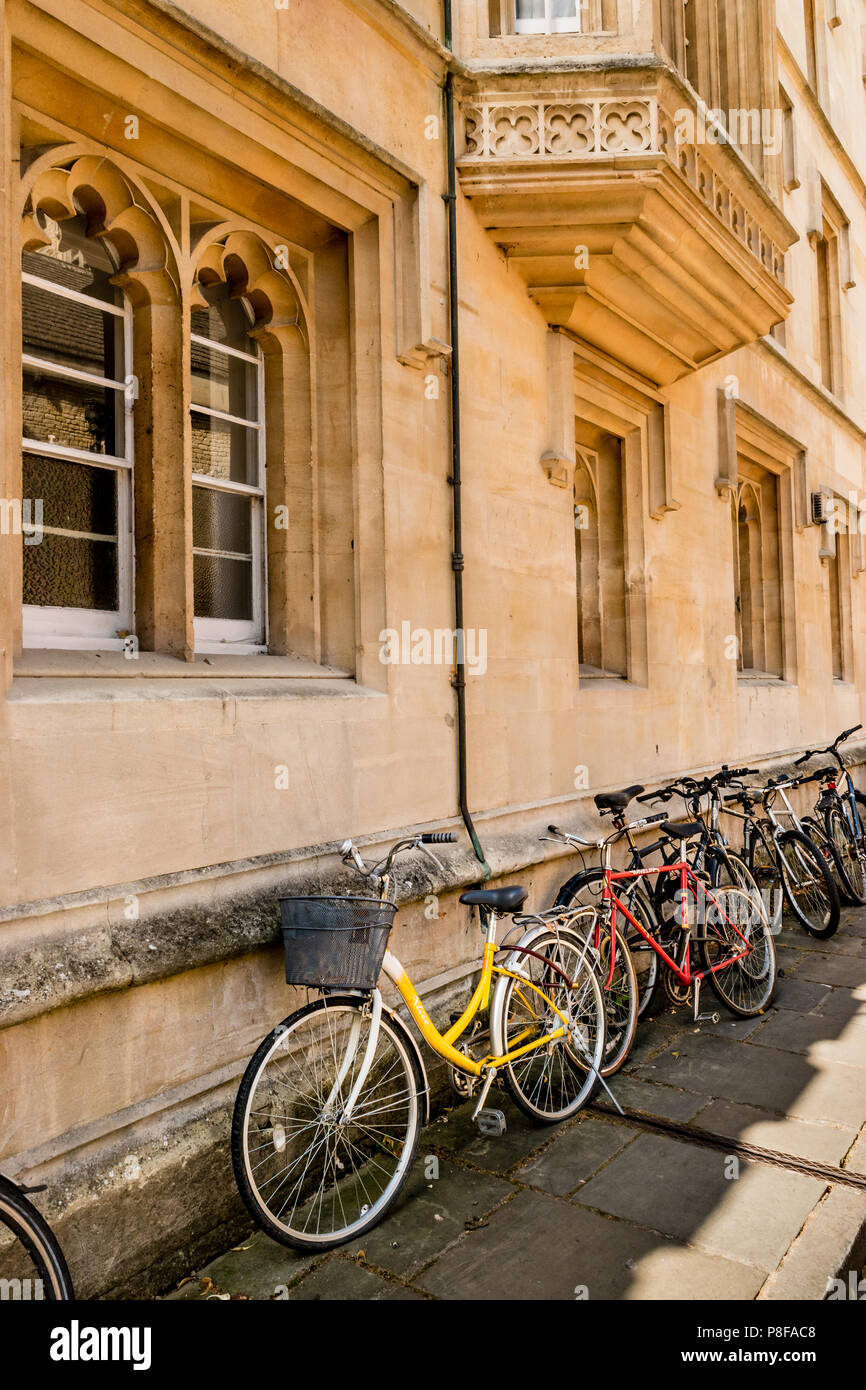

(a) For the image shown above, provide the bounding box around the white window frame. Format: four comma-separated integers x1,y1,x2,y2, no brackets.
514,0,583,34
21,265,134,651
190,315,267,655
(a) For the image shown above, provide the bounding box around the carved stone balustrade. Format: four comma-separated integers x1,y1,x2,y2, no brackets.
458,69,796,386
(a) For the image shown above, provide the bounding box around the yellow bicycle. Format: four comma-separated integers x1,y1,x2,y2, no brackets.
232,831,606,1250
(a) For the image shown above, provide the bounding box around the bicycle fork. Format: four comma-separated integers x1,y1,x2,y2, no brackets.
320,989,383,1124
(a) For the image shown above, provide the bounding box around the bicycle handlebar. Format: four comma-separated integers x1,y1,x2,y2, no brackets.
421,832,458,844
795,724,863,766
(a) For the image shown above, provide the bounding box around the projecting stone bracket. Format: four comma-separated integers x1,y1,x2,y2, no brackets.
541,450,574,488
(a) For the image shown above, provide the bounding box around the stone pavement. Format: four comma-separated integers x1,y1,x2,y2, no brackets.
167,908,866,1301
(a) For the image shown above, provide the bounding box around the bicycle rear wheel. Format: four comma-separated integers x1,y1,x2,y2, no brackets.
0,1175,73,1300
777,829,840,938
497,930,605,1123
697,887,776,1017
232,997,422,1251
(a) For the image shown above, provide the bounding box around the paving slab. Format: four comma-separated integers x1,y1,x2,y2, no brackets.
759,1186,866,1301
812,984,866,1019
426,1096,561,1172
690,1098,857,1167
750,1011,866,1067
790,952,866,987
636,1032,866,1128
514,1116,640,1196
769,978,833,1014
342,1158,512,1276
165,1230,317,1301
287,1258,425,1301
604,1074,707,1122
574,1132,825,1270
415,1188,764,1300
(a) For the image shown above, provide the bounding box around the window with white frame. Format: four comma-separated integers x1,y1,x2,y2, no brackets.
190,285,266,652
515,0,583,34
21,215,134,649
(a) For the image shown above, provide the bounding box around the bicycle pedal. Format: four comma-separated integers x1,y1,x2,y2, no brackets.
475,1108,506,1137
695,1012,720,1025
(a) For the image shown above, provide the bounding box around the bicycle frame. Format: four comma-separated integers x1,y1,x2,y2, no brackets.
598,854,753,990
379,914,580,1079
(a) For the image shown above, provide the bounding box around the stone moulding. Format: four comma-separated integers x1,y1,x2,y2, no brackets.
458,75,797,387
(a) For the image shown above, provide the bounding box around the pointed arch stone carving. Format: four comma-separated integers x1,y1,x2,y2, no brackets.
22,154,180,307
21,152,187,656
192,228,318,661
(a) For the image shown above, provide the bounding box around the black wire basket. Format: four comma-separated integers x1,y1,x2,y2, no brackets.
279,895,397,990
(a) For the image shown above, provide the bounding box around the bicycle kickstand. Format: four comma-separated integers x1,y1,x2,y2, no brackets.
693,978,720,1026
472,1067,506,1136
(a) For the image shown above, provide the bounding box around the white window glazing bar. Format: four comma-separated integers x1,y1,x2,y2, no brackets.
191,472,263,498
190,331,260,365
190,402,262,430
22,353,127,394
22,437,132,470
22,270,127,317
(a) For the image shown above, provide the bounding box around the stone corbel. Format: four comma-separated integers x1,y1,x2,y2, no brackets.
715,389,738,496
397,337,452,371
541,451,573,488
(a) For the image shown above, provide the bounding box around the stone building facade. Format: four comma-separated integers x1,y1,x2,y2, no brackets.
1,0,865,1294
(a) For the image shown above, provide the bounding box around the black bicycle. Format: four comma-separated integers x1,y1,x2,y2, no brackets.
794,725,866,906
0,1172,74,1301
725,772,840,938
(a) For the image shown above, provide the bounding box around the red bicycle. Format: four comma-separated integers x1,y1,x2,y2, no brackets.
545,818,777,1022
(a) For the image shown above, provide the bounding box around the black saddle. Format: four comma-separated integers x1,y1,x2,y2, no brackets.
594,784,644,813
459,886,527,914
662,819,705,840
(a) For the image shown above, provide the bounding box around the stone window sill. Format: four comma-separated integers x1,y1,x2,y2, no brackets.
9,649,368,704
15,649,351,680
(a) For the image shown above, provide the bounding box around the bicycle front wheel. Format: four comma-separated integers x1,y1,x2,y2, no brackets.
232,997,422,1251
777,829,840,938
0,1175,74,1300
698,887,776,1017
498,930,606,1123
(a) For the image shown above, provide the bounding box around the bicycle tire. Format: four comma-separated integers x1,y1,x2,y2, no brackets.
697,887,776,1018
824,805,866,905
497,929,606,1123
745,821,784,932
594,925,638,1077
554,868,665,1018
0,1174,74,1300
709,847,770,927
776,829,840,939
232,996,423,1251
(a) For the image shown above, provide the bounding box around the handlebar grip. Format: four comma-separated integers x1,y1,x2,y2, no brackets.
548,824,564,836
421,832,457,844
843,724,863,740
793,751,812,766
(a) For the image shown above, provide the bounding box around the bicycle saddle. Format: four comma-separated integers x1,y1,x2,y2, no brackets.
459,886,528,913
662,819,705,840
594,784,644,813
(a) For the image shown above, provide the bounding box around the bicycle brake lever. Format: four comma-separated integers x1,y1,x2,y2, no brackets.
417,841,445,873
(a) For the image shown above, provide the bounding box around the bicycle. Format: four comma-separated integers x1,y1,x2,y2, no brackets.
555,772,767,1021
729,773,840,938
793,724,866,905
546,819,777,1020
231,831,606,1250
0,1173,74,1301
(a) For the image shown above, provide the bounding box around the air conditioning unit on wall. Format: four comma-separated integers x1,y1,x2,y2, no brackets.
811,490,831,525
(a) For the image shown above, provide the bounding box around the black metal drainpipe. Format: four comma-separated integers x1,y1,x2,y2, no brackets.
443,1,491,878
